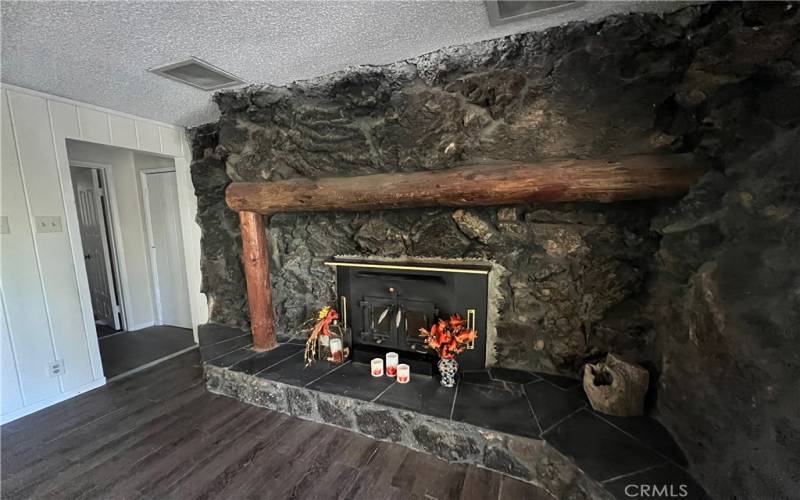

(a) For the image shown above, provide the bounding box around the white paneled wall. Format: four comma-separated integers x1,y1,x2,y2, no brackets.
1,92,62,409
108,115,138,149
0,84,207,424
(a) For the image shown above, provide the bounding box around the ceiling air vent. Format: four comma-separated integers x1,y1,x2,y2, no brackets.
149,57,244,91
486,1,583,26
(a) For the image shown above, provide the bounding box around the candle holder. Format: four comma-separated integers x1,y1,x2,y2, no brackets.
318,328,350,365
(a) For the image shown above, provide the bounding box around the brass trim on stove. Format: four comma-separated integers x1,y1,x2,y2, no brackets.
466,308,476,350
324,261,489,275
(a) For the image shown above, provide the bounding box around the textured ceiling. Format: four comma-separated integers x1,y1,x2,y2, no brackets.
1,1,687,127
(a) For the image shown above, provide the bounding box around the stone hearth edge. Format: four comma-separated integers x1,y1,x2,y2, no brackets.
204,362,612,500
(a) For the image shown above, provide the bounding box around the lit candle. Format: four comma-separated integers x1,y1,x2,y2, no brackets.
385,352,399,377
371,358,384,377
329,338,343,364
397,364,410,384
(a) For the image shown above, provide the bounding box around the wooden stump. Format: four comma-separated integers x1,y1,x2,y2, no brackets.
582,354,649,417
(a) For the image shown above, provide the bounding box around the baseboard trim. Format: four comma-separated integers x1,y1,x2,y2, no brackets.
1,377,107,425
129,321,155,331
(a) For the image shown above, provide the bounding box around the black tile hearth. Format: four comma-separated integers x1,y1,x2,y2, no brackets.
198,333,252,362
459,370,494,386
524,380,587,432
603,464,709,500
452,381,540,438
198,323,248,347
308,362,394,401
536,373,582,390
206,346,255,368
206,356,699,499
230,343,304,375
276,333,307,345
590,411,689,466
376,374,456,419
258,356,344,387
544,409,666,482
490,367,539,385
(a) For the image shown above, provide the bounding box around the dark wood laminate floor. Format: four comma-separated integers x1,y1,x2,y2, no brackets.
98,325,196,379
1,350,551,500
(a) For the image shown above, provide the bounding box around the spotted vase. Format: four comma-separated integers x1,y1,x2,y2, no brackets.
438,358,458,388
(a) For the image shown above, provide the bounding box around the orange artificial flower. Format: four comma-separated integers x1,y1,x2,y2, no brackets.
418,313,477,360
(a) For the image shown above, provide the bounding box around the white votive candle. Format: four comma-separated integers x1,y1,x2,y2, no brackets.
397,364,410,384
329,338,343,363
386,352,399,377
371,358,384,377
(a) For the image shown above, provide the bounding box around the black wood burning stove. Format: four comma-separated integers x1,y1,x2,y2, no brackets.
327,259,489,372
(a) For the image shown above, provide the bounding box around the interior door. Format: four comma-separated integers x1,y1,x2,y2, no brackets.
143,170,191,328
71,166,120,329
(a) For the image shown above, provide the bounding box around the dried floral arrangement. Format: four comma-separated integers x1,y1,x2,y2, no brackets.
419,314,478,359
304,306,347,366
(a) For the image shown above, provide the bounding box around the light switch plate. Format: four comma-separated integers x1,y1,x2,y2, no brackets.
0,216,9,234
35,216,62,233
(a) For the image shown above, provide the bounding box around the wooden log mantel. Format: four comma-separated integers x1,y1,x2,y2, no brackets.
230,154,705,350
227,154,705,215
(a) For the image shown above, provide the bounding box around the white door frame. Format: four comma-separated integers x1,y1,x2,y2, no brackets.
70,161,129,331
139,166,179,326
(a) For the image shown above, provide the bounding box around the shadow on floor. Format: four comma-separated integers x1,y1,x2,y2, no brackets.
98,325,196,379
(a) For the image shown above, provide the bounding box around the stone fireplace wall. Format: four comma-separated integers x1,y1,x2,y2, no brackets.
190,3,799,498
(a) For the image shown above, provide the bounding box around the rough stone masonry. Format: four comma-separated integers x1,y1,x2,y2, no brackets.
190,3,800,499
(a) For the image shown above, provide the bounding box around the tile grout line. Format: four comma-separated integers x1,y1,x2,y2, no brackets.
538,377,582,392
205,345,253,363
540,405,587,436
213,348,259,368
521,384,544,436
371,380,397,402
600,462,669,484
303,360,351,387
251,349,304,377
527,370,542,382
589,410,684,466
200,332,253,348
200,337,255,362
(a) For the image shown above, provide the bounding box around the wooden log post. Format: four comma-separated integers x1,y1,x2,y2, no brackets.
239,211,277,351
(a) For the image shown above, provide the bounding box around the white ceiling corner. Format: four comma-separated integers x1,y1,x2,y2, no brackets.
1,1,688,127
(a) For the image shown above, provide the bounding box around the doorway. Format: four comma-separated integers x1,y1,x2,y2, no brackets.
140,168,192,329
70,164,124,335
67,141,197,381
